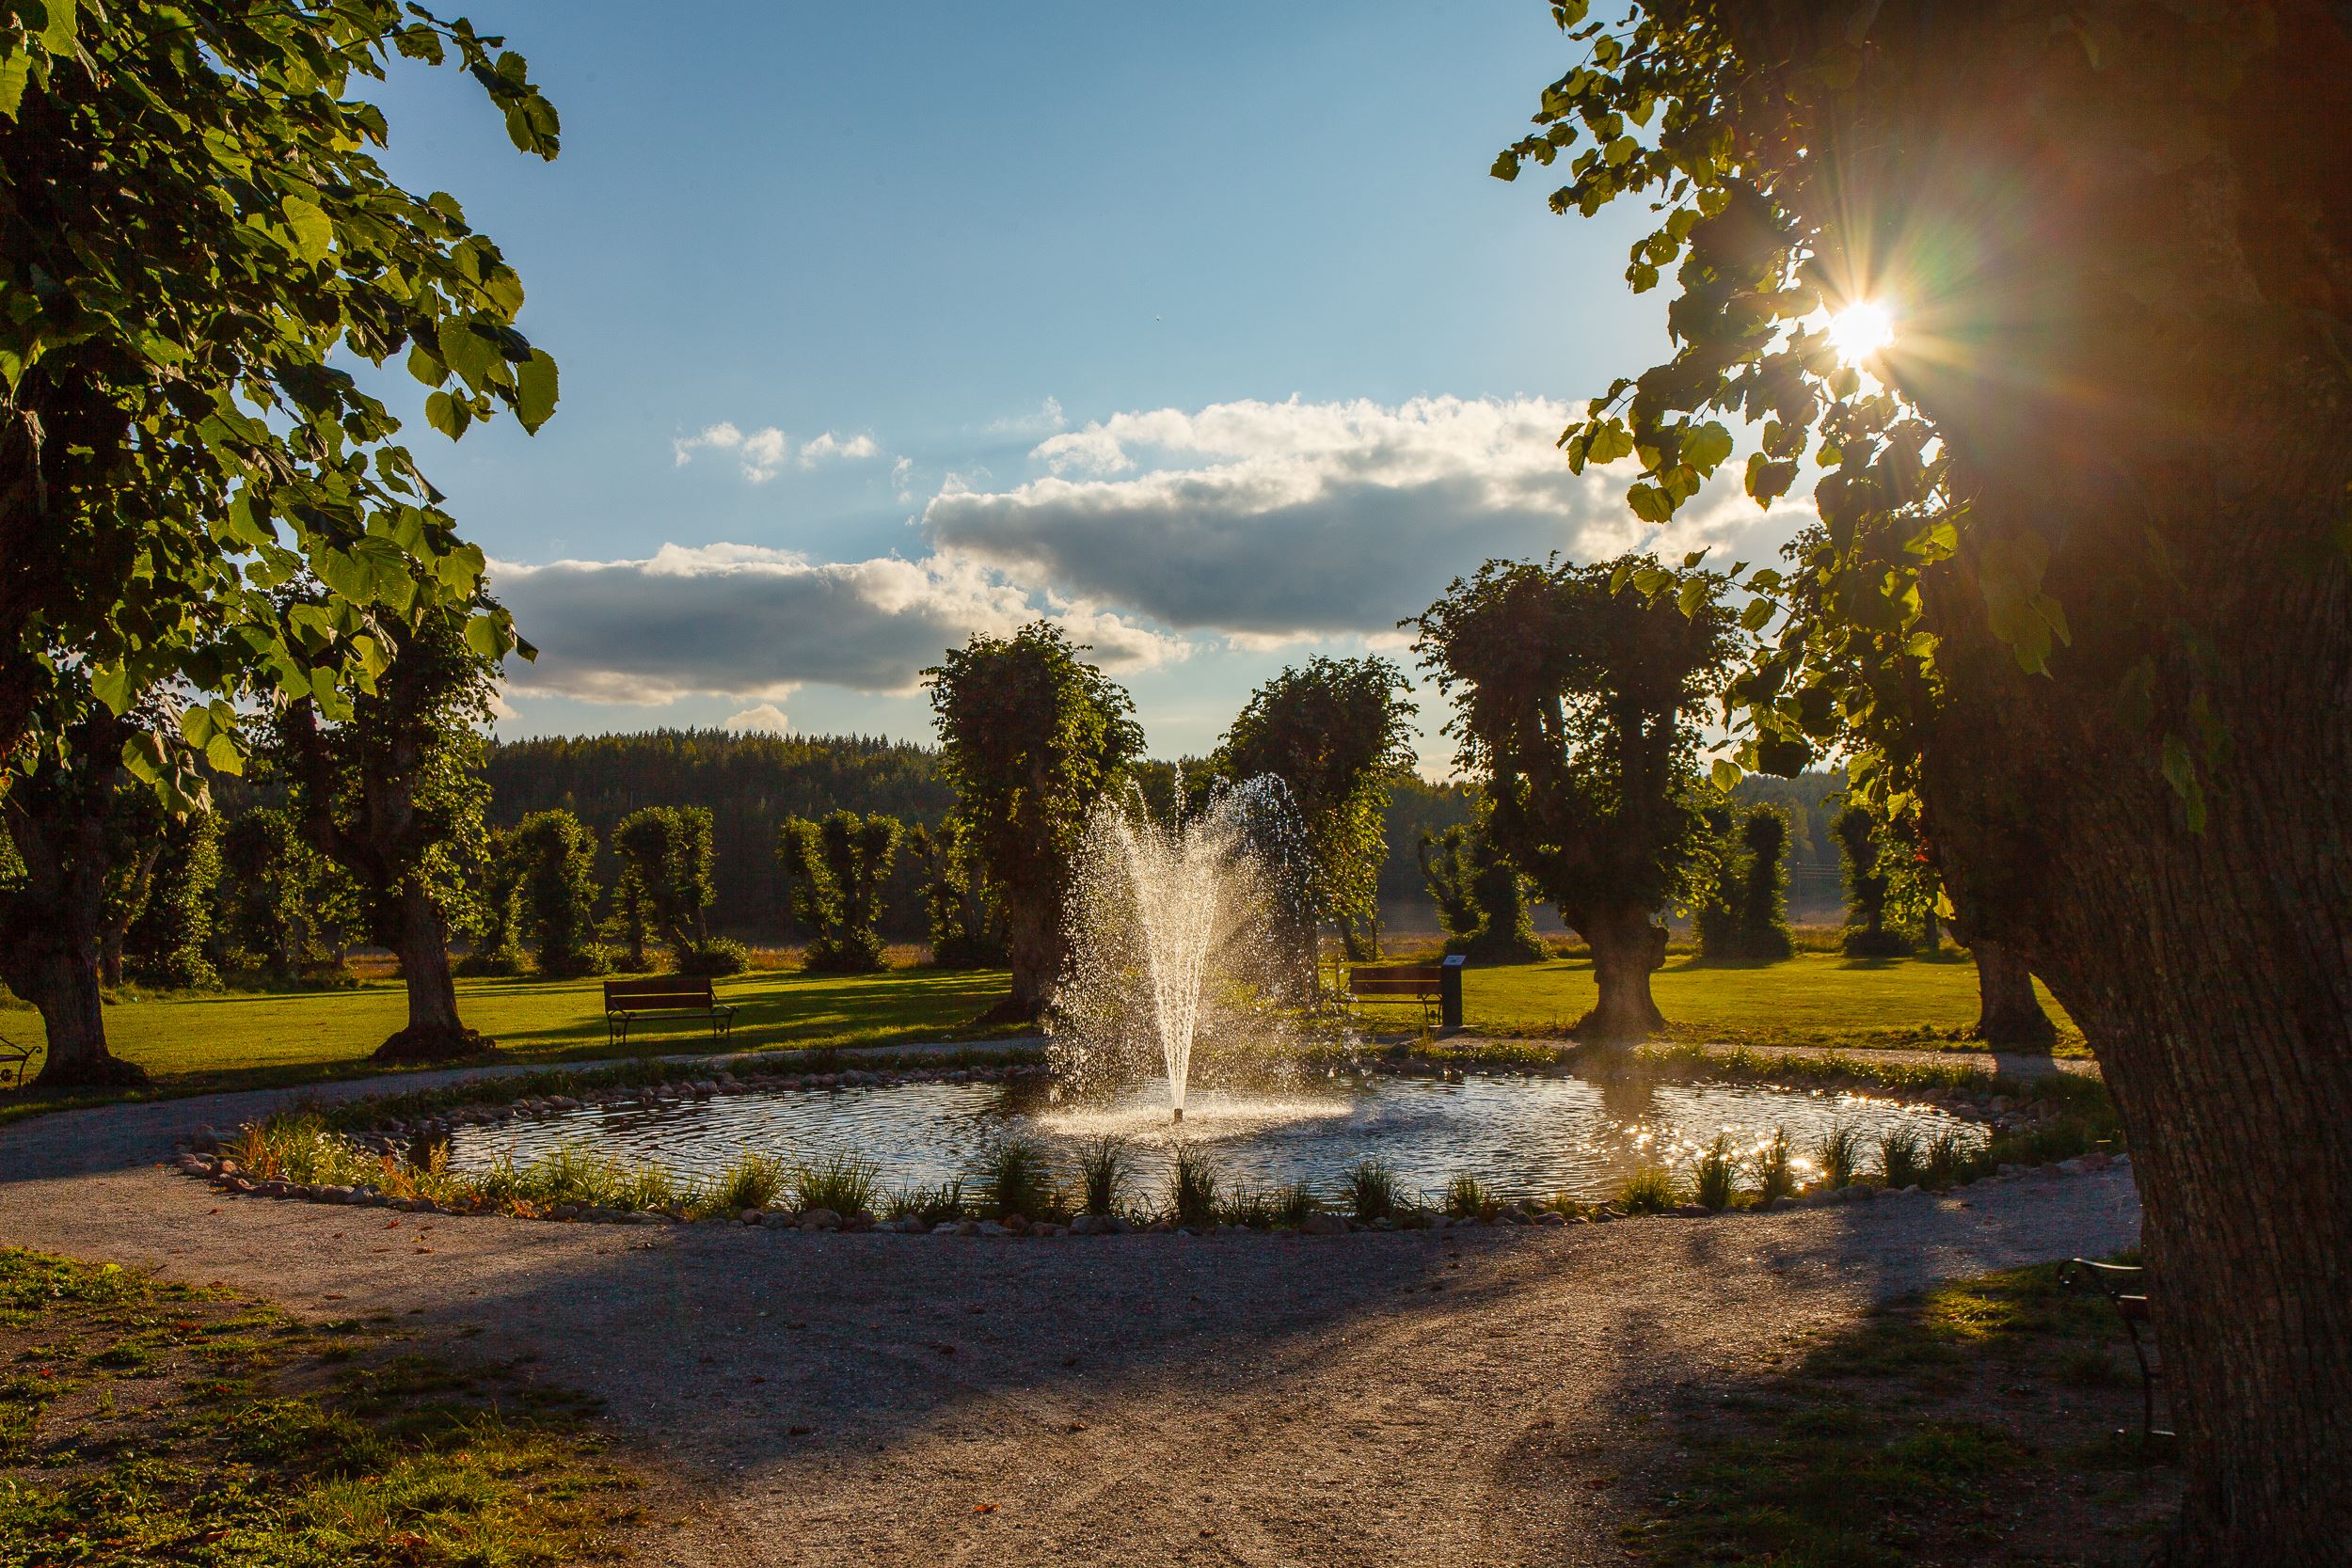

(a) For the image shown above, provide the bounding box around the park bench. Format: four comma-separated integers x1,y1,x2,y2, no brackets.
603,975,737,1047
1340,955,1466,1032
2062,1257,2172,1449
0,1033,28,1092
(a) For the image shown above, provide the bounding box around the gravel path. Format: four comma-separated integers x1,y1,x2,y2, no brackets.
0,1072,2139,1566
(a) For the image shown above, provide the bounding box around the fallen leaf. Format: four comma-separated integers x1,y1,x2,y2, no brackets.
973,1503,996,1515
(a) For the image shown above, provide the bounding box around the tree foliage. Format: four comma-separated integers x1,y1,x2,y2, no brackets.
1202,657,1418,961
1733,802,1794,960
215,805,358,981
1418,816,1545,964
1413,555,1737,1037
511,809,606,978
910,819,1008,970
121,809,222,990
612,805,725,972
926,623,1143,1017
0,0,553,807
777,811,900,974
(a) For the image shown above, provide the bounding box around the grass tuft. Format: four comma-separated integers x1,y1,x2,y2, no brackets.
1691,1134,1740,1211
790,1152,879,1217
1749,1127,1798,1204
1615,1164,1683,1214
1167,1145,1221,1227
1344,1157,1401,1223
1816,1120,1866,1189
1073,1134,1130,1217
976,1137,1058,1221
1879,1125,1926,1188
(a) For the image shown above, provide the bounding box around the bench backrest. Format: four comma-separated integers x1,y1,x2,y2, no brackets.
1347,965,1445,984
604,975,718,1007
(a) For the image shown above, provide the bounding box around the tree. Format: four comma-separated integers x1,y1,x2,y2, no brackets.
1833,806,1909,958
457,825,525,976
778,812,901,974
612,806,729,972
0,3,557,808
0,706,147,1085
511,811,606,977
1734,805,1794,960
1202,657,1419,960
97,784,168,990
1498,8,2352,1551
216,807,358,983
1690,802,1743,961
1412,557,1737,1038
122,811,222,990
278,603,496,1062
926,623,1144,1019
911,820,1008,970
1418,818,1546,964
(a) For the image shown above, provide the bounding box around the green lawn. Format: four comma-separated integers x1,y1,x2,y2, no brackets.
1453,951,2080,1052
0,964,1020,1106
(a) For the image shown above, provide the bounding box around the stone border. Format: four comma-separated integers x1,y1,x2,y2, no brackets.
168,1055,2117,1238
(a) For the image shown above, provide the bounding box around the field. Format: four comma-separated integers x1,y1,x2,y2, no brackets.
0,949,2078,1116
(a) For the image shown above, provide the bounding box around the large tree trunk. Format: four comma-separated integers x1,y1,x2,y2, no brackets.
1570,903,1666,1041
1968,939,2056,1052
994,894,1060,1023
0,718,148,1089
373,882,487,1063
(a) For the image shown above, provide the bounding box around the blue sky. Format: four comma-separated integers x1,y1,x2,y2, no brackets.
364,4,1807,767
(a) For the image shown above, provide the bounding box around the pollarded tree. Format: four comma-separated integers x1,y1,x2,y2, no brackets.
1418,818,1546,964
778,812,901,974
511,811,606,978
123,812,223,991
457,825,525,977
613,806,723,969
277,601,497,1061
216,807,358,982
1734,805,1794,960
1497,9,2352,1549
1412,556,1737,1038
910,820,1009,970
1833,806,1909,958
926,623,1144,1019
1202,657,1419,961
1690,802,1743,961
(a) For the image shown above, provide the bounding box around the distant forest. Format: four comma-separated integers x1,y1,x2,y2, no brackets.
482,730,1847,938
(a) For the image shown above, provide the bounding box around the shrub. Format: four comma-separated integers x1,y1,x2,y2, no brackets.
1750,1128,1798,1204
1692,1134,1740,1211
674,938,748,977
704,1149,790,1214
1816,1121,1866,1189
1074,1135,1129,1217
1444,1172,1496,1219
977,1137,1057,1221
791,1152,878,1217
1879,1127,1927,1189
1616,1164,1683,1214
1345,1157,1401,1222
886,1181,967,1226
1167,1145,1221,1227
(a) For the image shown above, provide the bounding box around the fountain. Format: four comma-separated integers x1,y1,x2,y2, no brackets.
1048,775,1314,1121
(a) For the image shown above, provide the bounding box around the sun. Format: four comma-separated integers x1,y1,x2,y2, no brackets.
1826,299,1897,364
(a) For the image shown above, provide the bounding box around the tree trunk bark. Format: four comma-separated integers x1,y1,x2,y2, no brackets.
994,895,1060,1023
373,882,487,1063
1969,939,2056,1052
1571,903,1667,1041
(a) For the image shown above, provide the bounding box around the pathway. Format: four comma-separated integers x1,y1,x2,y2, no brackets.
0,1066,2138,1566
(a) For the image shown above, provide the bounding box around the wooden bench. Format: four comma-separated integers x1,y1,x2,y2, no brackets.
0,1034,29,1092
603,975,737,1046
1341,957,1465,1030
2062,1258,2171,1449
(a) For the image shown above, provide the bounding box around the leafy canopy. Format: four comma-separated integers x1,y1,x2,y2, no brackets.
0,0,558,800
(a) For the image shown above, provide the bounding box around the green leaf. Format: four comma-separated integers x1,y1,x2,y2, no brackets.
279,195,334,264
1740,596,1775,632
424,390,467,440
0,50,31,119
1626,483,1672,523
90,662,134,716
515,349,559,433
463,612,508,661
39,0,77,55
1682,420,1735,474
1710,758,1741,795
205,733,245,776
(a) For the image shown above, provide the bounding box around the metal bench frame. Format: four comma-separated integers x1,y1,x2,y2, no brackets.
602,976,737,1047
2062,1257,2173,1450
0,1033,29,1092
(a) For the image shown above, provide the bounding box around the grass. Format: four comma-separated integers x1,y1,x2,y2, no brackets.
1344,1157,1401,1222
1692,1134,1739,1211
1449,951,2087,1056
977,1137,1058,1221
883,1180,967,1226
1167,1146,1221,1227
789,1152,880,1217
1815,1121,1865,1190
0,1247,633,1566
0,961,1025,1119
1750,1128,1799,1205
1073,1135,1129,1217
1620,1259,2177,1566
1616,1164,1684,1214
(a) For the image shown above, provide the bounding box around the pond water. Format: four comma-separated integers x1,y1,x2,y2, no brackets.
442,1070,1985,1205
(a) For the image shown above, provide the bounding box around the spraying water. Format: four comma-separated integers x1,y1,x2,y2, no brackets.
1049,775,1314,1121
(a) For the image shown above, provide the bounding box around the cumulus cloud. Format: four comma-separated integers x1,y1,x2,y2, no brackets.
673,423,881,482
723,701,793,734
929,394,1804,640
985,396,1067,437
491,543,1180,705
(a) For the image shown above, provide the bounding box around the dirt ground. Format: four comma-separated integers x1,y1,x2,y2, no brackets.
0,1069,2140,1567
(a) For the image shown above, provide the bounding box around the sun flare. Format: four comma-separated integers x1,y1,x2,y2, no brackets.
1827,299,1897,364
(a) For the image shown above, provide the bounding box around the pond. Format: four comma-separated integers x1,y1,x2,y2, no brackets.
443,1069,1986,1206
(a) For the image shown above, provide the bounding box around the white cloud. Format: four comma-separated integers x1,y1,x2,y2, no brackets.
798,431,882,467
985,396,1067,437
491,543,1181,705
673,420,791,483
723,701,793,734
927,394,1806,641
